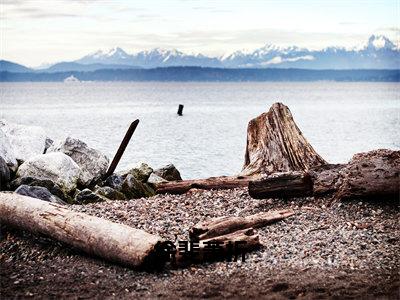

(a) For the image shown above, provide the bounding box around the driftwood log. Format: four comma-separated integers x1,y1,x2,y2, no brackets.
189,209,295,240
248,171,313,199
176,210,294,266
240,102,327,176
176,228,260,266
155,175,254,195
249,149,399,200
0,193,165,269
334,149,399,200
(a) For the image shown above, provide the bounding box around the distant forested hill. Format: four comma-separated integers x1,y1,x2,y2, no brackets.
0,67,399,82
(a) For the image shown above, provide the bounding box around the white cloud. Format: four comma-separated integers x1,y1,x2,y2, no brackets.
1,0,399,66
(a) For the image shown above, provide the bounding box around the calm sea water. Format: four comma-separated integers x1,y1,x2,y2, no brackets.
1,82,399,179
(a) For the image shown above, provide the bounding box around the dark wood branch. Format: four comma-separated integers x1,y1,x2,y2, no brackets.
248,171,313,199
189,209,295,240
155,175,255,195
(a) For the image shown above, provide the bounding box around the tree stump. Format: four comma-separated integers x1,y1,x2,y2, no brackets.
240,103,327,176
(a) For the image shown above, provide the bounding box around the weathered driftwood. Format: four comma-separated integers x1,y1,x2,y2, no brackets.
155,175,255,195
175,228,260,266
334,149,399,200
189,209,295,240
0,193,165,269
248,149,399,201
248,171,313,199
309,164,346,196
240,102,327,176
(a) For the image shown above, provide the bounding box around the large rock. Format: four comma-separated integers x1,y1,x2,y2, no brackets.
0,120,47,163
10,176,72,203
154,164,182,181
0,129,18,172
0,156,11,190
240,103,327,176
104,174,124,190
17,152,80,193
48,137,109,186
15,185,66,205
121,174,155,199
118,162,153,182
95,186,126,200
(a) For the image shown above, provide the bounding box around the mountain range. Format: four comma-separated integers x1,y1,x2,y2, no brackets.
1,35,399,74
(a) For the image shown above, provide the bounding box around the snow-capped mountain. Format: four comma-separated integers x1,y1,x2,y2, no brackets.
40,35,399,70
76,47,132,65
75,47,222,68
221,35,399,69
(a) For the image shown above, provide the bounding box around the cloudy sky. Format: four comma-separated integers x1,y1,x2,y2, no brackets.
1,0,399,67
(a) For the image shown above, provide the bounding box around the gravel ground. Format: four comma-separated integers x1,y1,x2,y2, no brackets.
1,188,399,299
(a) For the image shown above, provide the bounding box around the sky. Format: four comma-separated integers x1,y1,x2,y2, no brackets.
1,0,399,67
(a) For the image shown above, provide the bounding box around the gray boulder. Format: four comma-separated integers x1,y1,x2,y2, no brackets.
118,162,153,182
104,174,124,190
0,120,47,163
48,137,109,186
95,186,126,200
75,188,105,204
0,129,18,172
0,156,11,190
10,176,72,203
17,152,80,193
154,164,182,181
15,185,66,205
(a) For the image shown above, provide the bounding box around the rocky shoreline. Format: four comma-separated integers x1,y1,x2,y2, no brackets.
0,120,182,205
1,188,399,298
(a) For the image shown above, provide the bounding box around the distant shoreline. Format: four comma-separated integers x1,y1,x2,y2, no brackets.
1,67,399,82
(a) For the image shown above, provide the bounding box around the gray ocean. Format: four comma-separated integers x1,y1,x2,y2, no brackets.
1,82,399,179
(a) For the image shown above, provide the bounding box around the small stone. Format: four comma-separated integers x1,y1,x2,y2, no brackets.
75,188,105,204
147,173,167,185
43,137,54,154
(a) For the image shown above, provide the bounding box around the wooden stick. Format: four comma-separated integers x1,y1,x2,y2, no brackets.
190,209,295,240
104,120,139,178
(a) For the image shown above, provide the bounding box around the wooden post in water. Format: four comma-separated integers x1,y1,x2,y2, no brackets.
177,104,184,116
